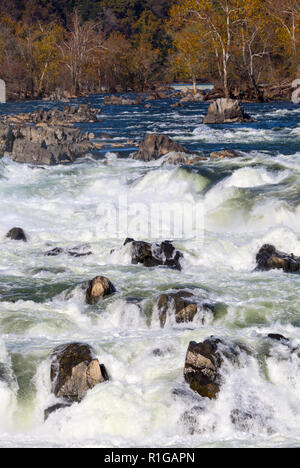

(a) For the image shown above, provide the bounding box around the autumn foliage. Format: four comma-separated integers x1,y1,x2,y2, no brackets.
0,0,299,100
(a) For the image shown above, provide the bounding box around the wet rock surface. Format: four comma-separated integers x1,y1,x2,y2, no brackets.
132,133,191,162
86,276,116,305
156,290,214,327
49,343,109,404
203,98,254,124
0,124,94,165
184,337,242,399
6,227,27,242
124,238,183,270
255,244,300,273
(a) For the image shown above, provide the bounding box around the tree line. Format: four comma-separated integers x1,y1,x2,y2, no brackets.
0,0,299,100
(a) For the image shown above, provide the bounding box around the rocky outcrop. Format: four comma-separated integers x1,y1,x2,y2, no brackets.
255,244,300,273
86,276,116,305
1,105,100,126
45,246,92,257
132,134,191,162
104,95,139,106
156,290,214,327
179,89,205,103
49,343,108,405
184,338,223,399
0,124,93,165
0,124,13,154
184,337,242,399
210,149,243,159
6,227,27,242
124,238,183,271
203,98,253,124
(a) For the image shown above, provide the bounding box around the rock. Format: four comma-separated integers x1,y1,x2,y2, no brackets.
210,149,242,159
132,134,191,162
0,79,5,104
104,95,139,106
45,247,92,257
179,90,205,103
162,153,207,166
0,124,13,156
50,343,108,403
184,338,223,399
255,244,300,273
2,124,93,165
267,333,290,343
85,276,116,305
292,79,300,104
203,98,253,124
44,403,71,421
0,105,100,126
184,337,242,399
156,290,214,327
6,227,27,242
125,238,183,271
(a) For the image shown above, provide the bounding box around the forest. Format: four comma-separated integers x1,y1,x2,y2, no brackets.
0,0,299,100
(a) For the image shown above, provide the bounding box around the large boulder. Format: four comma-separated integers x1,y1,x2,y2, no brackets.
3,124,93,165
124,238,183,271
132,134,190,162
203,98,253,124
255,244,300,273
156,290,214,327
184,338,223,399
6,227,27,242
86,276,116,305
184,337,242,399
0,124,13,156
49,343,108,404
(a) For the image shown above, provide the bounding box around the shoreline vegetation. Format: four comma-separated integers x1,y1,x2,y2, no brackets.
0,0,299,103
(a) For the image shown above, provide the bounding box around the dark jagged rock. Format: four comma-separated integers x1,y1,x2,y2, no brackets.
0,123,94,165
85,276,116,305
255,244,300,273
44,403,71,421
156,290,214,327
0,124,13,155
267,333,290,343
203,98,254,124
6,227,27,242
132,134,191,162
184,337,242,399
50,343,108,404
45,247,92,257
124,238,183,271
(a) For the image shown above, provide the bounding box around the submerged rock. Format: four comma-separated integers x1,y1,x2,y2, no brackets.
44,403,71,421
50,343,109,404
255,244,300,273
156,290,214,327
125,238,183,271
86,276,116,305
132,134,190,162
6,227,27,242
162,153,207,166
210,149,243,159
203,98,253,124
45,246,92,257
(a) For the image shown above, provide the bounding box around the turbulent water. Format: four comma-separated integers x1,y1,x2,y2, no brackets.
0,95,300,448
